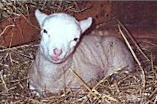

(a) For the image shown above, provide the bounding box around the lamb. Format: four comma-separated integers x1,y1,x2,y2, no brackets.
28,9,135,96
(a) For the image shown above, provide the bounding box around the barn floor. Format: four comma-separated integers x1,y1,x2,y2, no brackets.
0,27,156,104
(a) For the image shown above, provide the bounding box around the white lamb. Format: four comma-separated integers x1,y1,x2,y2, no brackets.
28,9,135,96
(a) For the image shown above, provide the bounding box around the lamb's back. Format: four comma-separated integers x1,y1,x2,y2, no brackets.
72,35,134,77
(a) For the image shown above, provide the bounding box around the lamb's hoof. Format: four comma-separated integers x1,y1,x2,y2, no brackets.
28,82,43,97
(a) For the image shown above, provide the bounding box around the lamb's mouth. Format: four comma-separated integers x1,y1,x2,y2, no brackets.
50,57,65,64
49,52,69,64
51,59,62,64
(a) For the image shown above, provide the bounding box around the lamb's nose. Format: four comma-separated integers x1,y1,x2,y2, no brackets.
53,48,62,57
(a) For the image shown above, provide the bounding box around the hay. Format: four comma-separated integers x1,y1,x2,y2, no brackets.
0,0,87,20
0,1,157,104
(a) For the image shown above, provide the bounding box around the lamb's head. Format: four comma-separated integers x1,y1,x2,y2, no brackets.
35,9,92,63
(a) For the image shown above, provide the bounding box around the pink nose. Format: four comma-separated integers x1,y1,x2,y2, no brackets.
53,48,62,57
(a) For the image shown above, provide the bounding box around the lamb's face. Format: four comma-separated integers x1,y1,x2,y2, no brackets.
40,16,81,63
35,10,92,63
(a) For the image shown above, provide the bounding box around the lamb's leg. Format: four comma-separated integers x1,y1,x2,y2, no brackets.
28,80,44,97
28,67,45,97
72,61,105,86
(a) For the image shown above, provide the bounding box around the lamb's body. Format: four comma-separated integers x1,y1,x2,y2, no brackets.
28,10,135,96
29,35,134,95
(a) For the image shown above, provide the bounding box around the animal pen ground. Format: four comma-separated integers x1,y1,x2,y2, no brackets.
0,1,157,104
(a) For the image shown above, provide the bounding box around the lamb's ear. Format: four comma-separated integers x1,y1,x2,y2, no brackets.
79,17,92,33
35,9,48,27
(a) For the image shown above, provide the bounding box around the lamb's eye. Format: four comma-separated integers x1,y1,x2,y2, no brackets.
43,29,47,33
73,38,78,41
